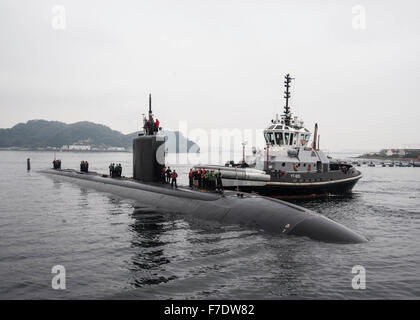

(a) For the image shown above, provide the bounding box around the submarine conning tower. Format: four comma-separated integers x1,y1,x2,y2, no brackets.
133,94,165,182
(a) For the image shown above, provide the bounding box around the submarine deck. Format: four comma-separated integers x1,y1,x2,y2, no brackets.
44,168,268,202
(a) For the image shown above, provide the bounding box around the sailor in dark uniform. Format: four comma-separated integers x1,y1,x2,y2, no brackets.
166,167,172,183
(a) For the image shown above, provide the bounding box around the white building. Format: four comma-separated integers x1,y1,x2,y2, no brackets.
385,149,407,157
107,147,126,151
67,145,91,151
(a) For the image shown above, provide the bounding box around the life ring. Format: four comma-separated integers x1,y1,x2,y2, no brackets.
308,163,311,172
301,139,306,145
293,163,299,171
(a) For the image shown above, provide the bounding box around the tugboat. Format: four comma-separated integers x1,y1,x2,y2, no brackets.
196,74,363,197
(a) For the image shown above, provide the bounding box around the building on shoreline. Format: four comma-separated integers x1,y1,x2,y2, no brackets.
61,145,91,151
362,149,420,160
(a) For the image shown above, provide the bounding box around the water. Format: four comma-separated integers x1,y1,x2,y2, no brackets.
0,151,419,299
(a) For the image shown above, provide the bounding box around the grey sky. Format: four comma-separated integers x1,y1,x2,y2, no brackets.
1,0,419,151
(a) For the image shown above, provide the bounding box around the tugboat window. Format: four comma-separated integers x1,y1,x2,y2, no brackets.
284,132,290,145
289,133,294,145
282,162,285,167
265,132,275,145
275,132,284,145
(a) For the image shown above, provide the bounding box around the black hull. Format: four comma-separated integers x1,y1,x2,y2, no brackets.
40,169,367,243
225,176,361,198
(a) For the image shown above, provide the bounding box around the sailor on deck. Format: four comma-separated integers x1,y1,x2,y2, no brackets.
189,169,194,188
216,169,223,192
166,167,172,183
161,167,167,183
171,170,178,188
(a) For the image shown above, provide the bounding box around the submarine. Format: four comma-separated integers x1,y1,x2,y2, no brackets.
40,94,367,244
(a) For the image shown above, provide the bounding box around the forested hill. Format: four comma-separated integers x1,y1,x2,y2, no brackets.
0,120,200,153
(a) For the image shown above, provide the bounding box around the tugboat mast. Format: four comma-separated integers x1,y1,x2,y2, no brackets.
148,93,153,122
284,74,293,126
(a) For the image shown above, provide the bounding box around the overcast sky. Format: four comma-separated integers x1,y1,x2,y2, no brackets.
1,0,419,151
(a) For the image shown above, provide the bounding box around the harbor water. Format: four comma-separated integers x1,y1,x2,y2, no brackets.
0,151,419,299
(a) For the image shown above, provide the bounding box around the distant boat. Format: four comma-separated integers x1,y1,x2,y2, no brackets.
368,162,376,167
352,161,361,167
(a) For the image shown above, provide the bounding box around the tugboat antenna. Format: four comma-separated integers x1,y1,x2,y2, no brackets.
284,74,293,126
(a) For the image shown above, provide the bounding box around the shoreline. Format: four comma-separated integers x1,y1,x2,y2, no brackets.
0,148,199,154
354,155,419,161
0,148,130,153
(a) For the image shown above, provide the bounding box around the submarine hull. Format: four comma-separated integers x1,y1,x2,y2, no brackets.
40,169,367,244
